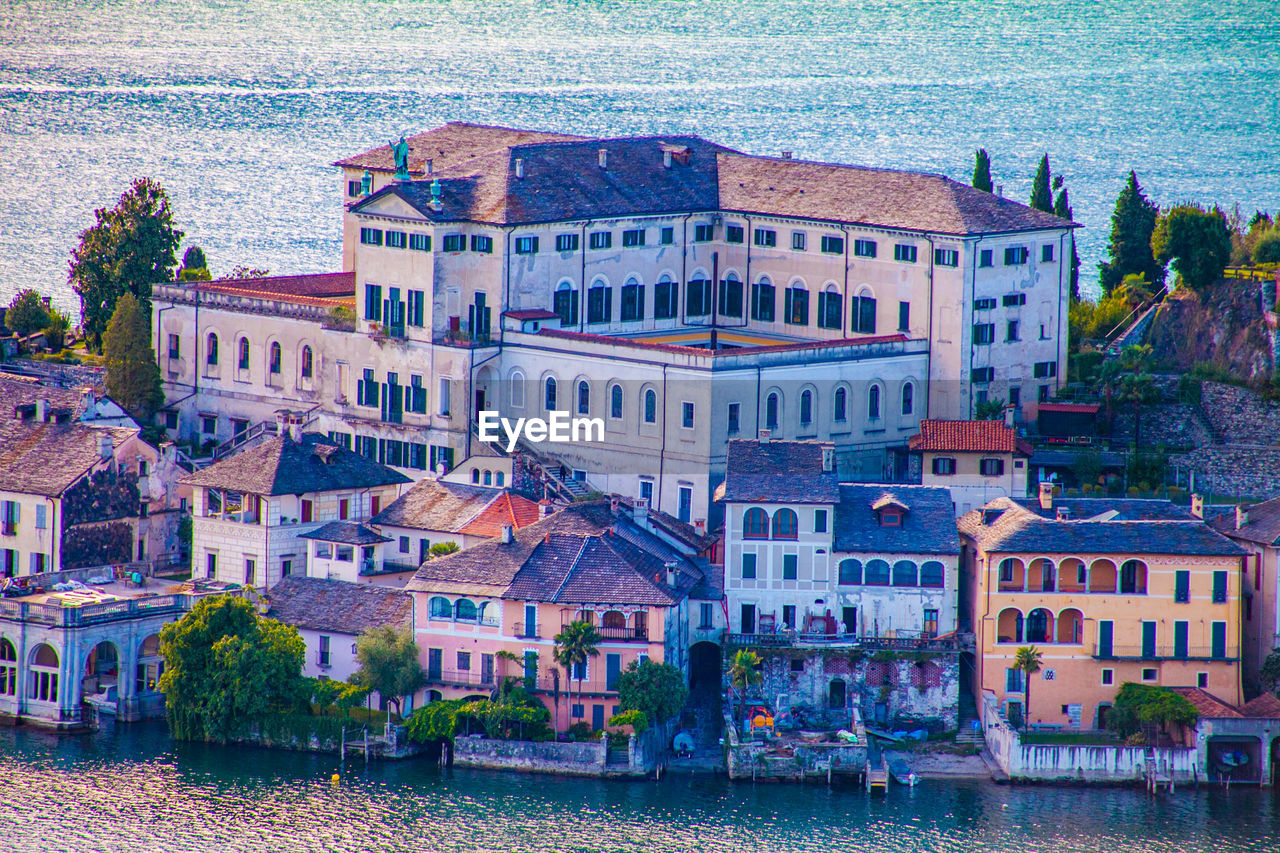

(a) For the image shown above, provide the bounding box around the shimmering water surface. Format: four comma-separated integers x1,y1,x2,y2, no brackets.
1,723,1278,853
1,0,1279,312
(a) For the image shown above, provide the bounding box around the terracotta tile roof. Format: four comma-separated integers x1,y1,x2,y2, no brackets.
180,433,409,496
0,419,135,497
333,121,586,173
266,575,411,635
909,419,1034,455
193,271,355,300
1169,687,1242,719
1240,693,1280,718
502,309,560,320
460,491,541,538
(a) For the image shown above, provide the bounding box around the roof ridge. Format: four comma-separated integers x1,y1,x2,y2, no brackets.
549,536,592,603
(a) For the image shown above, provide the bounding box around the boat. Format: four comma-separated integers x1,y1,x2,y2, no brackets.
887,756,918,786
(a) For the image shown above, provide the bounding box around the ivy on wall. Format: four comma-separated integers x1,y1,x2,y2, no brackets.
62,520,133,569
63,468,140,527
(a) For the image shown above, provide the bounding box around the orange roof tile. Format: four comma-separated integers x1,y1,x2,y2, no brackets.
908,419,1033,455
1169,687,1242,718
460,492,541,538
1241,693,1280,718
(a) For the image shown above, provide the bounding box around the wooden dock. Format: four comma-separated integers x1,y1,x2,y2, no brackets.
866,757,889,793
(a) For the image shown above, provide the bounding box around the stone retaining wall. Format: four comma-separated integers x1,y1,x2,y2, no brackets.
1201,382,1280,446
1172,446,1280,500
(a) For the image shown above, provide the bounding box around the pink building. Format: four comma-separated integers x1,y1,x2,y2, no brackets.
406,499,711,732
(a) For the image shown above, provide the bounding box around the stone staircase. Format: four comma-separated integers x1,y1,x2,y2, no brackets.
955,692,984,746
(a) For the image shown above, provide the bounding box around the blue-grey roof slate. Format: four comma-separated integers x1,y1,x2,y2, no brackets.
720,439,839,504
833,484,960,555
299,521,391,546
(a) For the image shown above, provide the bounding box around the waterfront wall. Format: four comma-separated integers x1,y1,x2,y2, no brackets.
724,711,869,781
451,723,676,777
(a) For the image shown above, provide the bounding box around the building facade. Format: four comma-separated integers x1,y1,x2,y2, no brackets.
910,418,1033,516
1209,497,1280,698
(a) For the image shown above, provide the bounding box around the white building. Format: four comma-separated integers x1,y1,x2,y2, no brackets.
155,122,1075,528
300,522,390,584
181,427,409,590
910,419,1033,516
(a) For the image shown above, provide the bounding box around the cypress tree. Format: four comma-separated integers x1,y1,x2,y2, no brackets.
1029,154,1053,213
972,149,993,193
103,292,165,421
1098,171,1164,294
1054,185,1081,301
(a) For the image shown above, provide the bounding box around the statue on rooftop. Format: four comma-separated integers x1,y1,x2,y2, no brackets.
389,136,411,181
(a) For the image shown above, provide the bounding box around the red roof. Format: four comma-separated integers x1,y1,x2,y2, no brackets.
194,271,356,303
1169,687,1242,719
908,420,1033,455
460,492,541,538
503,309,559,320
1241,693,1280,718
1037,403,1100,414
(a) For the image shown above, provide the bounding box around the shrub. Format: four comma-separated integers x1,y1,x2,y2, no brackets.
567,721,592,740
607,709,649,734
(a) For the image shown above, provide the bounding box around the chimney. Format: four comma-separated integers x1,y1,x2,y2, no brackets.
81,388,97,420
1003,404,1015,428
1191,493,1205,519
514,158,524,179
1056,506,1071,521
1236,504,1250,530
424,158,433,175
662,150,672,169
98,433,113,460
822,447,834,473
996,184,1004,197
757,428,771,443
275,412,289,440
598,149,608,170
1038,481,1054,511
500,523,514,544
35,398,48,423
633,497,649,528
665,561,678,587
694,519,706,534
538,499,554,519
780,150,792,160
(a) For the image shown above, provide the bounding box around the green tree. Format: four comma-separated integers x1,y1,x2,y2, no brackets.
102,292,164,421
407,699,464,744
975,397,1007,420
553,620,600,731
1029,153,1053,213
1116,345,1159,448
972,148,994,193
727,649,763,720
1107,683,1199,742
181,245,207,271
158,595,308,743
1098,171,1164,294
42,308,71,350
616,659,688,724
68,177,182,351
1053,182,1081,300
428,541,460,558
1013,645,1043,732
352,624,427,718
1259,650,1280,694
4,289,52,336
1254,229,1280,264
1151,204,1232,292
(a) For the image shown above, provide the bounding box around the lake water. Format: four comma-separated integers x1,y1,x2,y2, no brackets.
1,722,1278,853
2,0,1279,314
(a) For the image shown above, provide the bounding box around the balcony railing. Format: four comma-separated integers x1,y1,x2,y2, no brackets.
426,668,498,688
514,621,540,639
570,625,649,642
1093,644,1235,662
726,630,965,653
0,594,190,628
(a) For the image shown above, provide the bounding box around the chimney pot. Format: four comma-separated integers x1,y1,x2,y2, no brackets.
598,149,608,170
757,428,771,443
633,497,649,527
1236,504,1250,530
424,158,433,175
781,150,792,160
1191,493,1205,519
662,150,672,169
1003,404,1015,428
501,523,514,544
514,158,524,179
1038,481,1054,511
98,433,113,460
35,398,49,423
822,447,834,473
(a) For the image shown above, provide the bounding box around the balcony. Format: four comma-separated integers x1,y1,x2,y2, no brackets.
1,522,15,537
570,625,649,643
514,621,540,639
426,668,498,688
726,630,967,653
1093,644,1236,662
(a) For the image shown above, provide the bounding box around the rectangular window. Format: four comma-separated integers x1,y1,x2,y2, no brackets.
654,281,678,319
359,227,383,246
1009,386,1021,407
35,504,46,529
660,226,674,245
783,554,798,580
364,284,382,321
682,402,694,429
589,231,612,250
853,239,877,258
555,233,579,252
358,368,379,407
1006,320,1020,342
979,249,994,267
1041,244,1055,262
407,290,425,327
347,180,361,197
973,323,995,345
893,243,917,263
782,605,796,628
727,402,740,435
1101,669,1113,685
470,235,493,254
1211,621,1227,659
409,233,431,252
821,235,844,255
791,231,806,251
699,602,714,629
442,234,465,252
971,367,995,383
753,228,776,248
1174,570,1190,602
167,334,180,359
1004,246,1029,266
741,552,757,579
979,458,1005,476
201,415,217,435
693,224,714,242
1002,293,1027,307
726,225,744,244
438,377,451,415
677,487,692,523
385,230,407,249
1212,571,1227,603
814,509,828,533
1174,621,1189,659
1197,672,1209,688
1033,361,1058,379
931,456,956,476
1142,668,1157,682
457,651,471,672
974,297,997,310
898,301,910,332
1141,621,1157,658
1005,668,1024,693
318,635,331,666
622,228,645,248
934,248,959,267
514,236,539,254
408,374,427,413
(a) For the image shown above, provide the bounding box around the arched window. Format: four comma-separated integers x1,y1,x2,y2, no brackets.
0,637,16,697
771,508,798,540
838,559,863,585
1026,608,1053,643
834,387,847,422
1057,608,1084,644
785,282,809,325
587,279,611,324
643,389,657,424
751,276,776,322
27,643,59,703
471,468,481,484
864,559,890,585
868,385,881,419
429,596,452,618
997,608,1024,643
577,380,590,415
920,561,945,588
496,472,505,486
800,389,813,426
554,281,578,326
852,289,876,333
455,599,478,621
610,383,623,419
892,560,918,586
575,610,595,626
1120,559,1147,594
621,277,644,322
510,369,526,408
602,611,627,630
269,341,282,374
300,346,313,379
483,470,492,486
743,508,769,539
206,332,219,366
544,377,557,410
901,382,914,416
766,392,780,430
237,337,250,370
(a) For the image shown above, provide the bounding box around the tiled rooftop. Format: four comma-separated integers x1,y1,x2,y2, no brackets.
909,419,1034,455
266,575,411,635
834,485,960,555
181,433,409,496
0,419,135,497
718,439,840,504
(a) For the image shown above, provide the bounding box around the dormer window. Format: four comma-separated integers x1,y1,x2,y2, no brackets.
879,511,901,527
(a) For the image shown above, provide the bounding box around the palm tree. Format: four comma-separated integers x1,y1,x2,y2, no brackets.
553,620,600,733
1014,645,1043,732
727,649,763,721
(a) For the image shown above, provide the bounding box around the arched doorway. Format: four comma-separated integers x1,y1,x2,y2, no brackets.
84,641,120,698
689,642,721,692
28,643,60,704
136,635,163,694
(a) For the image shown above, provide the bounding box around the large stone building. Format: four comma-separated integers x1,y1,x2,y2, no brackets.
1209,496,1280,698
154,122,1074,527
